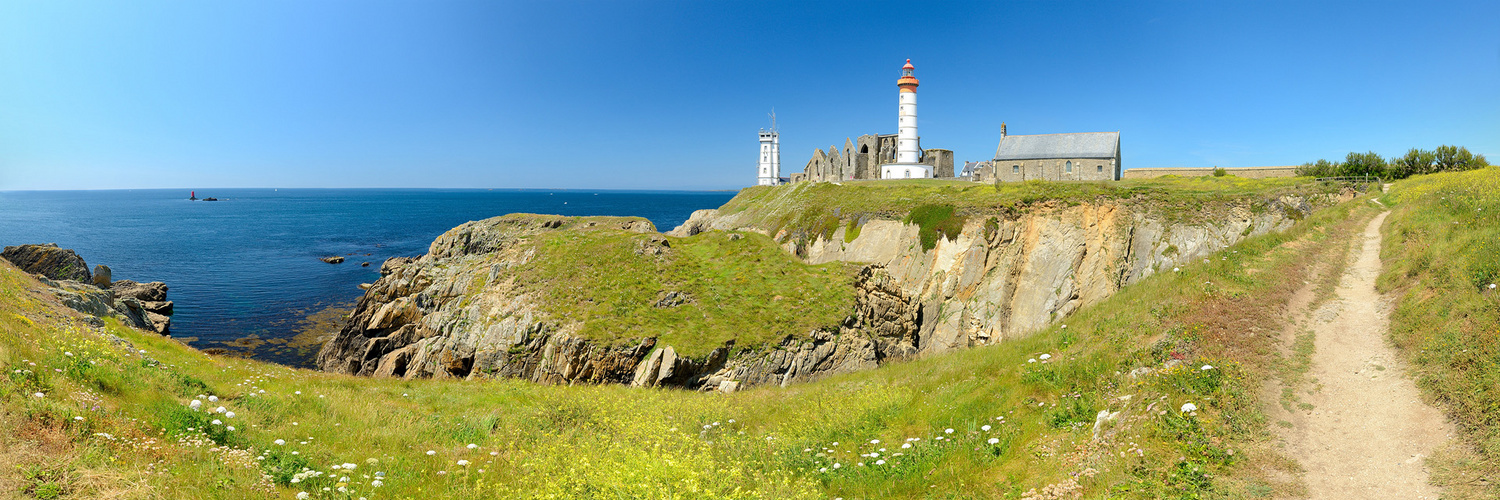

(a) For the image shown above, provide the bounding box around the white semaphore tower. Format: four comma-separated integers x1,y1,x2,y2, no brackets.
757,111,781,186
881,59,932,179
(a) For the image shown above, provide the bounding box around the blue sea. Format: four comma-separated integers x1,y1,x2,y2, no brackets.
0,188,737,366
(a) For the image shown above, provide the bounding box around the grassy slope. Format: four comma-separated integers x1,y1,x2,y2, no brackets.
0,188,1375,499
717,176,1340,242
512,228,859,357
1377,166,1500,497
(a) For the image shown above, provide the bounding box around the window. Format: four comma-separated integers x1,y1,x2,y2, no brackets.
905,169,912,178
1012,165,1020,174
1097,165,1103,173
1065,161,1073,173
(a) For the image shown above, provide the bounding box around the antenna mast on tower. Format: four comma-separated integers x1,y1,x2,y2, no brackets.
769,109,777,132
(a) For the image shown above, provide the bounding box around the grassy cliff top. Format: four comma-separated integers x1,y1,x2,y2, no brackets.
0,182,1397,498
716,176,1341,240
508,227,858,357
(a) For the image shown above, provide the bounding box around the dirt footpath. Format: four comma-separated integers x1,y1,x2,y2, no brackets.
1277,211,1453,499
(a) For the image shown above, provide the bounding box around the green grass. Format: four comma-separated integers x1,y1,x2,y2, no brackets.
904,204,965,251
511,229,859,357
0,191,1373,499
1377,166,1500,497
717,175,1342,241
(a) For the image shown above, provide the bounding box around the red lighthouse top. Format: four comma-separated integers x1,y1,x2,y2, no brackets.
897,59,919,92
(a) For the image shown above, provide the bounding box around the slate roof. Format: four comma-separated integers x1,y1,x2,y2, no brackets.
993,132,1119,161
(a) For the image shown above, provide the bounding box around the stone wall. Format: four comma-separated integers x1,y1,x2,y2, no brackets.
920,149,955,177
1122,166,1299,179
979,157,1119,182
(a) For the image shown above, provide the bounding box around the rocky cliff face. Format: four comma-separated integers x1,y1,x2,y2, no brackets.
319,194,1325,391
672,197,1315,357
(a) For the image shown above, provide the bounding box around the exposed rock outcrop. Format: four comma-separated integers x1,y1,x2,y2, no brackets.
1,245,174,334
2,243,91,282
320,194,1331,391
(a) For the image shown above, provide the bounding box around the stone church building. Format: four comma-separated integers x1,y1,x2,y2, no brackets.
972,124,1121,182
791,133,954,183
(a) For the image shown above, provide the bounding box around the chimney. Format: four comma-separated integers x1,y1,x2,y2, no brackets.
1001,122,1007,137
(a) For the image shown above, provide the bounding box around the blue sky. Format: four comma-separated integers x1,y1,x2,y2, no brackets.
2,0,1496,190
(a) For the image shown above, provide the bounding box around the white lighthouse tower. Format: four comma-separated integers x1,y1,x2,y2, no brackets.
881,59,932,179
757,111,781,186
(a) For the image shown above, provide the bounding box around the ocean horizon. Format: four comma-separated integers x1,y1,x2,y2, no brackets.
0,187,737,366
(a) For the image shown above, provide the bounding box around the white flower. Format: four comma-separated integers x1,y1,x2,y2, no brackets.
188,400,201,410
1201,365,1214,371
274,439,286,445
901,443,911,449
1181,402,1199,412
1039,353,1051,360
819,467,827,473
74,416,84,421
944,428,954,434
371,480,383,487
64,351,73,357
227,426,235,431
1490,284,1497,289
208,395,218,402
211,419,222,425
831,442,838,446
832,463,842,469
988,437,1000,444
728,419,735,423
981,425,991,431
214,406,226,414
467,443,478,449
295,391,301,395
875,459,886,465
297,493,309,500
426,450,436,456
1027,358,1037,363
489,451,498,456
870,439,880,444
1173,267,1181,272
342,463,357,470
456,460,470,466
225,411,235,418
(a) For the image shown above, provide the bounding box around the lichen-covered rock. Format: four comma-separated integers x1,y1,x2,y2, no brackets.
2,243,91,282
92,264,112,288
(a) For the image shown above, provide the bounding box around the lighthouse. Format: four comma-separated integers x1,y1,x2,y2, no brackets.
881,59,932,179
757,111,781,186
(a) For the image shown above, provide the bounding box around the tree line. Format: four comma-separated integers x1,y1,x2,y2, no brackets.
1297,145,1489,179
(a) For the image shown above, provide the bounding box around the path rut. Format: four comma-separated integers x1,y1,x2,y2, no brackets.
1278,211,1452,499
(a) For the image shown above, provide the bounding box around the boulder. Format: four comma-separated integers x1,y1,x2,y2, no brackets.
92,265,112,288
1,243,91,282
322,256,345,264
111,280,168,302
